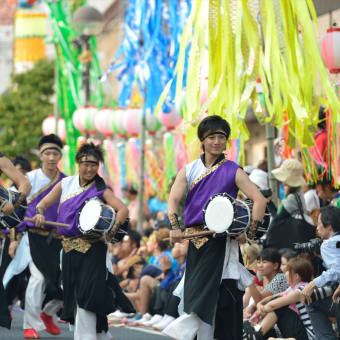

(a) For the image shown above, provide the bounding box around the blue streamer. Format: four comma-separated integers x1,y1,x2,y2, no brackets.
118,142,127,189
100,0,191,114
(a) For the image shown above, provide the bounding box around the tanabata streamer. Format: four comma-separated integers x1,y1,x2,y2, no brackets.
156,0,340,169
101,0,191,116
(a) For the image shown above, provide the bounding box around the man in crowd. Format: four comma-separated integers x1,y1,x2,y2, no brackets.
302,205,340,340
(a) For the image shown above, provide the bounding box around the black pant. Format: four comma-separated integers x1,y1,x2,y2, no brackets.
274,306,309,340
214,279,243,340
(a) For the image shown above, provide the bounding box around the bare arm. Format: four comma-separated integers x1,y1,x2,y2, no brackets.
0,157,31,197
249,283,273,305
167,167,187,216
103,188,129,224
264,290,301,312
235,168,267,222
167,167,187,243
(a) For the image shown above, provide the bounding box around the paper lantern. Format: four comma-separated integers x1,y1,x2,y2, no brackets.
83,106,98,135
95,108,114,137
72,106,98,135
321,27,340,74
160,108,182,130
110,109,128,137
124,108,142,137
42,115,66,142
145,110,161,134
72,107,87,134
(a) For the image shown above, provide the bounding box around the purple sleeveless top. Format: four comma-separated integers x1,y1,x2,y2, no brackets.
183,160,240,227
57,176,106,237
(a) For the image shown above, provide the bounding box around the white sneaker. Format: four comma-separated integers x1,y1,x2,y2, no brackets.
109,310,128,318
142,314,163,327
136,313,152,325
162,314,200,340
152,314,175,331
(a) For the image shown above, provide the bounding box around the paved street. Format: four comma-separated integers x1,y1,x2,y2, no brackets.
0,310,171,340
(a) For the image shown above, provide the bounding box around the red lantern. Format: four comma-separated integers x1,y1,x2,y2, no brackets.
321,27,340,74
160,108,182,130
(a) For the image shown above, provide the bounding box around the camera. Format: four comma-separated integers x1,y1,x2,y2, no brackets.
294,238,322,255
260,188,272,198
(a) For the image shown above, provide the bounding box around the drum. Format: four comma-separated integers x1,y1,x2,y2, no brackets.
0,186,27,229
78,198,116,239
203,193,251,237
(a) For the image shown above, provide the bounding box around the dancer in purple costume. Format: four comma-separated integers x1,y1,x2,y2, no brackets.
167,115,267,340
33,143,132,340
18,134,66,339
0,153,31,329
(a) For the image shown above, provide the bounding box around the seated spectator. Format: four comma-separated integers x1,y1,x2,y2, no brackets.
244,256,314,340
279,249,297,274
302,206,340,340
244,248,289,318
115,230,141,280
124,228,178,324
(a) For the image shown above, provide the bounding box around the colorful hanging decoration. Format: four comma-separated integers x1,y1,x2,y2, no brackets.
160,108,182,130
124,108,142,137
101,0,191,117
14,11,47,69
156,0,340,171
44,0,104,173
94,108,114,137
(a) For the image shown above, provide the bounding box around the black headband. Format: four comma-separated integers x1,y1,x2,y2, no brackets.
201,131,228,141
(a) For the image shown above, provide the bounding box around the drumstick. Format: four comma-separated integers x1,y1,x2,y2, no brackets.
163,230,215,241
24,217,70,228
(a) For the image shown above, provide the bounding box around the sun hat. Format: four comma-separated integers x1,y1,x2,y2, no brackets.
249,168,269,190
271,159,306,187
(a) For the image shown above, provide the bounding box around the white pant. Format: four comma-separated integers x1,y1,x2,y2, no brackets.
74,306,112,340
23,261,62,331
162,313,214,340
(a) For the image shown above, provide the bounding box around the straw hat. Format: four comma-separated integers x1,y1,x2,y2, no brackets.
271,159,306,187
249,168,269,190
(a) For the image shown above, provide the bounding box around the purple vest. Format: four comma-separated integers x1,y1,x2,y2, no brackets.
17,171,66,232
183,160,240,227
57,180,106,237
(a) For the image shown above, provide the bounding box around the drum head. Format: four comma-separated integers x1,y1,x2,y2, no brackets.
204,195,234,233
79,199,102,232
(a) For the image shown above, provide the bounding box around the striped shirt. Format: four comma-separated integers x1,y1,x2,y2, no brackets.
295,285,315,340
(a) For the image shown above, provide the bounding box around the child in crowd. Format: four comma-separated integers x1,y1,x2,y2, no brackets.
244,257,315,340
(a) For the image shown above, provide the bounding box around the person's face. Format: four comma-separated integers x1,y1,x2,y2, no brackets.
283,184,290,196
280,256,288,273
133,263,143,278
316,183,331,201
201,130,227,156
78,161,99,182
317,214,332,240
285,270,299,286
121,236,133,254
40,149,61,171
257,259,278,278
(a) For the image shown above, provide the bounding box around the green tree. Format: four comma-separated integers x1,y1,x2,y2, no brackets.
0,59,54,161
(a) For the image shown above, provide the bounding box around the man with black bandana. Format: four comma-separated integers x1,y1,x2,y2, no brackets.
166,115,267,340
0,153,31,330
18,134,66,339
33,143,134,340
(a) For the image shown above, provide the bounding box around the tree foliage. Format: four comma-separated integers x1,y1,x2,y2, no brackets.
0,59,54,161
